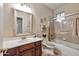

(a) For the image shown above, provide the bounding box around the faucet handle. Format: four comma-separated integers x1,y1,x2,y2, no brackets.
21,36,26,40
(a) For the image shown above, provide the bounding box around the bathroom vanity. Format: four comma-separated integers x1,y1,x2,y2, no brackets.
3,37,42,56
2,9,43,56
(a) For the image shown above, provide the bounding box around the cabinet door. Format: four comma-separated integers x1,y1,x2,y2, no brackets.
35,46,42,56
19,43,34,53
4,48,17,56
19,48,35,56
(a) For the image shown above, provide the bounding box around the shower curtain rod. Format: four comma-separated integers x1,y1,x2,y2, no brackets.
50,11,79,20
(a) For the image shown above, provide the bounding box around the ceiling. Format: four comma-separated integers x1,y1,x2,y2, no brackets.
43,3,67,10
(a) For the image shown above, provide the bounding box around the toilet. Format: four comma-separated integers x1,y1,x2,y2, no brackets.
42,42,55,56
42,42,62,56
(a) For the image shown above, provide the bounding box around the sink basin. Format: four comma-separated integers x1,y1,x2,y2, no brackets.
18,39,28,43
18,38,34,42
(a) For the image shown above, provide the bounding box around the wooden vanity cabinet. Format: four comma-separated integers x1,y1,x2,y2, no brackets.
3,41,42,56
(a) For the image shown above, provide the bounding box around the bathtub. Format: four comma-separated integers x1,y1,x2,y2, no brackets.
55,39,79,50
45,39,79,56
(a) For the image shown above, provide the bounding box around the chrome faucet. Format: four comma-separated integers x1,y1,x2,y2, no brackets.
32,33,37,38
21,36,26,40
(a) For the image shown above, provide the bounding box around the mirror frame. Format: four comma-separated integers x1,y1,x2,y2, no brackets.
76,17,79,36
14,9,33,36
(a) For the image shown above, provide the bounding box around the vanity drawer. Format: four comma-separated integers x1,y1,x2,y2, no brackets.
19,48,35,56
35,41,41,46
19,43,35,52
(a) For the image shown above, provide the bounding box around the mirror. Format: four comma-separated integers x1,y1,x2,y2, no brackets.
14,10,33,36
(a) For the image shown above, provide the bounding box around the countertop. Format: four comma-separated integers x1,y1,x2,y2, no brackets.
2,37,43,49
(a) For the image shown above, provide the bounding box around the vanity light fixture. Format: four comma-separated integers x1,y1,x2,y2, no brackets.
13,3,32,13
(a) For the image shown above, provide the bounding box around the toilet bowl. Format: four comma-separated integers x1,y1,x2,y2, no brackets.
42,42,55,56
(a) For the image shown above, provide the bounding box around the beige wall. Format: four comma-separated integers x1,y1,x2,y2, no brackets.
0,4,3,37
3,4,15,37
3,3,53,38
54,3,79,44
31,4,53,36
0,4,3,48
